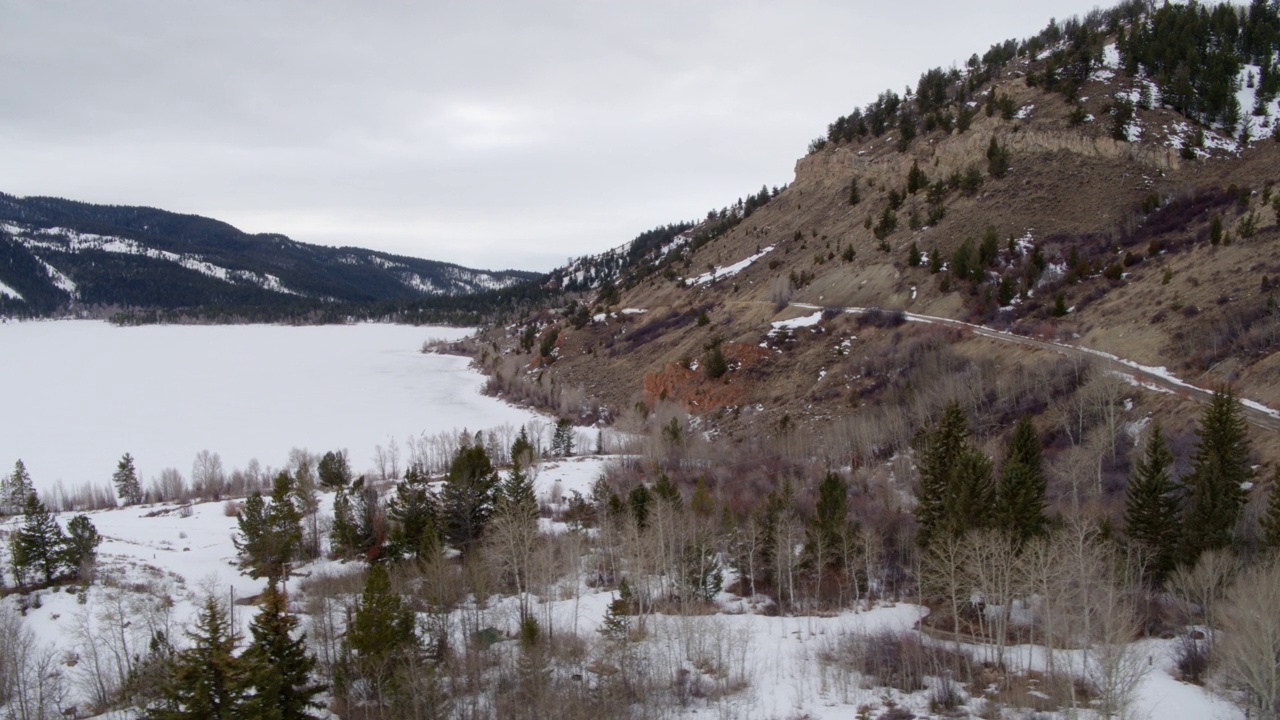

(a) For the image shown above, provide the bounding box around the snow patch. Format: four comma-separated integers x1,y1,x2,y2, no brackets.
0,279,23,301
689,245,774,285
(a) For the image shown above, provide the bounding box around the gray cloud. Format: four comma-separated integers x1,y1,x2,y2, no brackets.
1,0,1106,271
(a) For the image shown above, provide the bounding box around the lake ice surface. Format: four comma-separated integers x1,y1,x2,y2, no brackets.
0,320,538,491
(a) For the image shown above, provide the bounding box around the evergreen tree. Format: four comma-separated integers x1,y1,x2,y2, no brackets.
946,448,996,539
628,484,652,529
241,585,326,720
440,444,498,551
3,459,33,516
690,477,715,518
114,452,144,505
330,486,360,558
652,471,682,507
986,136,1011,178
848,179,861,206
13,490,66,584
906,160,928,194
342,564,419,707
496,461,539,526
908,242,922,267
551,419,575,457
809,472,849,554
1258,467,1280,552
510,427,534,468
150,597,246,720
387,464,442,560
915,402,994,547
996,416,1047,545
63,513,102,578
317,450,351,490
1181,387,1254,565
1124,423,1182,585
234,472,303,584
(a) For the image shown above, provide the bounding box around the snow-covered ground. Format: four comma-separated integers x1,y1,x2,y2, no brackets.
0,321,541,493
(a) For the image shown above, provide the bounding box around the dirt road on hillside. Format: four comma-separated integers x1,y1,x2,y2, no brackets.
773,302,1280,433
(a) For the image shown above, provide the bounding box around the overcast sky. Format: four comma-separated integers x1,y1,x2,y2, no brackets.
1,1,1107,272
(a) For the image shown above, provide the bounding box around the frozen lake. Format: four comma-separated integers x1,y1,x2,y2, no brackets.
0,320,539,492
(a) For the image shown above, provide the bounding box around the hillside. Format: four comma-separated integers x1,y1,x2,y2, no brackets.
487,3,1280,454
0,193,539,318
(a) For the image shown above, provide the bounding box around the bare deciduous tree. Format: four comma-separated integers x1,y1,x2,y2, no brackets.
1217,559,1280,719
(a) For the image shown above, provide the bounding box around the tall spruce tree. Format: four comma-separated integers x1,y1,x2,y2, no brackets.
150,596,246,720
996,415,1047,545
440,444,497,551
13,490,66,584
3,459,34,516
241,585,326,720
1124,423,1182,585
234,472,303,584
114,452,144,505
387,464,442,560
915,402,994,546
342,564,420,708
1181,387,1254,565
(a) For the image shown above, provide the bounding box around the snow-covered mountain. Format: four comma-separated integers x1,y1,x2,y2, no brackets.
0,193,538,315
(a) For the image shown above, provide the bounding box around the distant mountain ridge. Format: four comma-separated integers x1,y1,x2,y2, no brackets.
0,192,538,316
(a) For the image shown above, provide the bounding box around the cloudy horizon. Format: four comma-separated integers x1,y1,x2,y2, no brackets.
1,1,1108,273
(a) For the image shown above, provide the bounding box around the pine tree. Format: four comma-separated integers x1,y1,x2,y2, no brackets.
317,450,352,490
440,445,497,552
996,416,1047,546
241,585,325,720
388,464,442,560
947,447,996,539
510,427,534,468
114,452,144,505
986,136,1010,178
63,514,101,579
3,459,34,516
496,462,538,526
551,419,575,457
342,564,419,706
329,483,372,559
915,402,994,547
906,160,928,194
235,472,303,584
1258,467,1280,552
1124,423,1182,585
1181,387,1254,565
808,472,850,560
652,471,682,507
13,490,66,585
150,597,246,720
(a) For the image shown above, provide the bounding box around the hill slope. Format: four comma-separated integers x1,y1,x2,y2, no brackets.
0,193,538,316
481,2,1280,461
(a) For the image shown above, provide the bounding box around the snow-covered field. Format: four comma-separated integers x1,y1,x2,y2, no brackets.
0,320,540,493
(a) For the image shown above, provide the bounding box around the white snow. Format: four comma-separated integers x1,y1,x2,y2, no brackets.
1016,103,1035,119
770,310,823,332
1102,42,1120,69
0,279,22,301
689,245,774,285
10,225,302,297
1235,63,1279,142
0,321,543,492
